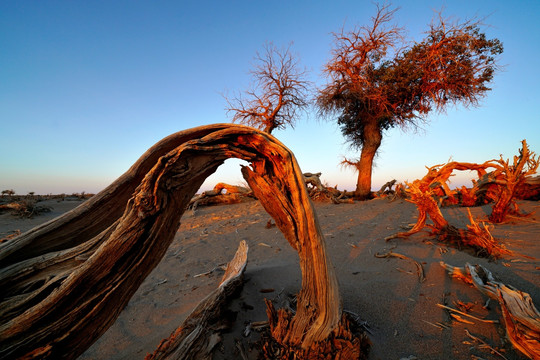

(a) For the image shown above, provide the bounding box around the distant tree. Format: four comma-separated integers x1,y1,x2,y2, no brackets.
1,189,15,197
317,4,503,199
226,43,310,134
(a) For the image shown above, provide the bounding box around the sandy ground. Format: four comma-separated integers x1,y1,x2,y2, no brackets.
1,197,538,359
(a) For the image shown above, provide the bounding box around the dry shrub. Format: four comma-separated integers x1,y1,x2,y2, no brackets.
0,200,52,218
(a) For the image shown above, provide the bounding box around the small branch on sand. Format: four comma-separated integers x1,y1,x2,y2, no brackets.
193,263,227,278
0,230,21,243
375,251,425,283
436,304,498,324
464,329,508,360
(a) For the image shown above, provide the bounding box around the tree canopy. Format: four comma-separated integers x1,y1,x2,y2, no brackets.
317,5,503,198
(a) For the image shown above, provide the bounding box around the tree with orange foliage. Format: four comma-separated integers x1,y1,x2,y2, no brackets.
226,42,310,134
317,4,503,200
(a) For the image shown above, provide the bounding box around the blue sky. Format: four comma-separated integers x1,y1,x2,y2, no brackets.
1,1,539,195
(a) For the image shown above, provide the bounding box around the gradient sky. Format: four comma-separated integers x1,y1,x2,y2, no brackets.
1,1,539,195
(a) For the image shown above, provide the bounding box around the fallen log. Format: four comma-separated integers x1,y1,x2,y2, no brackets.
146,240,248,360
0,124,360,359
375,179,397,198
441,262,540,359
303,173,355,203
189,182,253,210
303,172,325,191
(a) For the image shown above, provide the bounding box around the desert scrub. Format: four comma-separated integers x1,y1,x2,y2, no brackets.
0,200,52,218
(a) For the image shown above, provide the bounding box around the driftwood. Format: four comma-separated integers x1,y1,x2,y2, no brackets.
146,240,248,360
189,182,253,210
386,179,510,258
487,140,539,223
410,140,539,223
303,172,325,191
383,144,539,257
441,262,540,359
375,179,397,198
303,172,355,204
0,200,52,218
0,124,364,359
514,175,540,201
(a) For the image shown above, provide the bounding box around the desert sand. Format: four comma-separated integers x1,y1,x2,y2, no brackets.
1,197,538,359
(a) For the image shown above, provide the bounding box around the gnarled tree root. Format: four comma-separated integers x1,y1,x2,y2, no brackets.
386,179,510,258
262,299,370,360
441,262,540,359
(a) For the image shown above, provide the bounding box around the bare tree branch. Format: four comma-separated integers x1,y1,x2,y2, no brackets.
226,42,311,134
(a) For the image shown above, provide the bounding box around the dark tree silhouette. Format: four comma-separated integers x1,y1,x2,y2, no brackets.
317,4,503,199
226,43,310,134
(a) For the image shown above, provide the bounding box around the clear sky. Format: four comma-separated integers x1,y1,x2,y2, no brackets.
1,1,539,195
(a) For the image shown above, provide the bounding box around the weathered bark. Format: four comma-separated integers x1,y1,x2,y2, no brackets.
189,182,253,210
263,302,370,359
387,181,510,258
354,120,382,200
303,172,325,191
441,262,540,359
514,175,540,200
489,140,539,223
303,173,354,203
241,152,341,350
375,179,397,198
0,124,349,359
146,241,248,360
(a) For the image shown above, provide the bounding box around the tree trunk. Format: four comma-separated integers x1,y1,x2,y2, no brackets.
355,120,382,200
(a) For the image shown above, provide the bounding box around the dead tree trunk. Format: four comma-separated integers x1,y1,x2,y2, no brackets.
146,241,248,360
387,181,510,259
0,124,355,359
489,140,539,223
189,182,252,210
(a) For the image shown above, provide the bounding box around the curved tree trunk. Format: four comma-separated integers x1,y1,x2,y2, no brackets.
355,120,382,200
0,124,234,268
0,124,348,359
